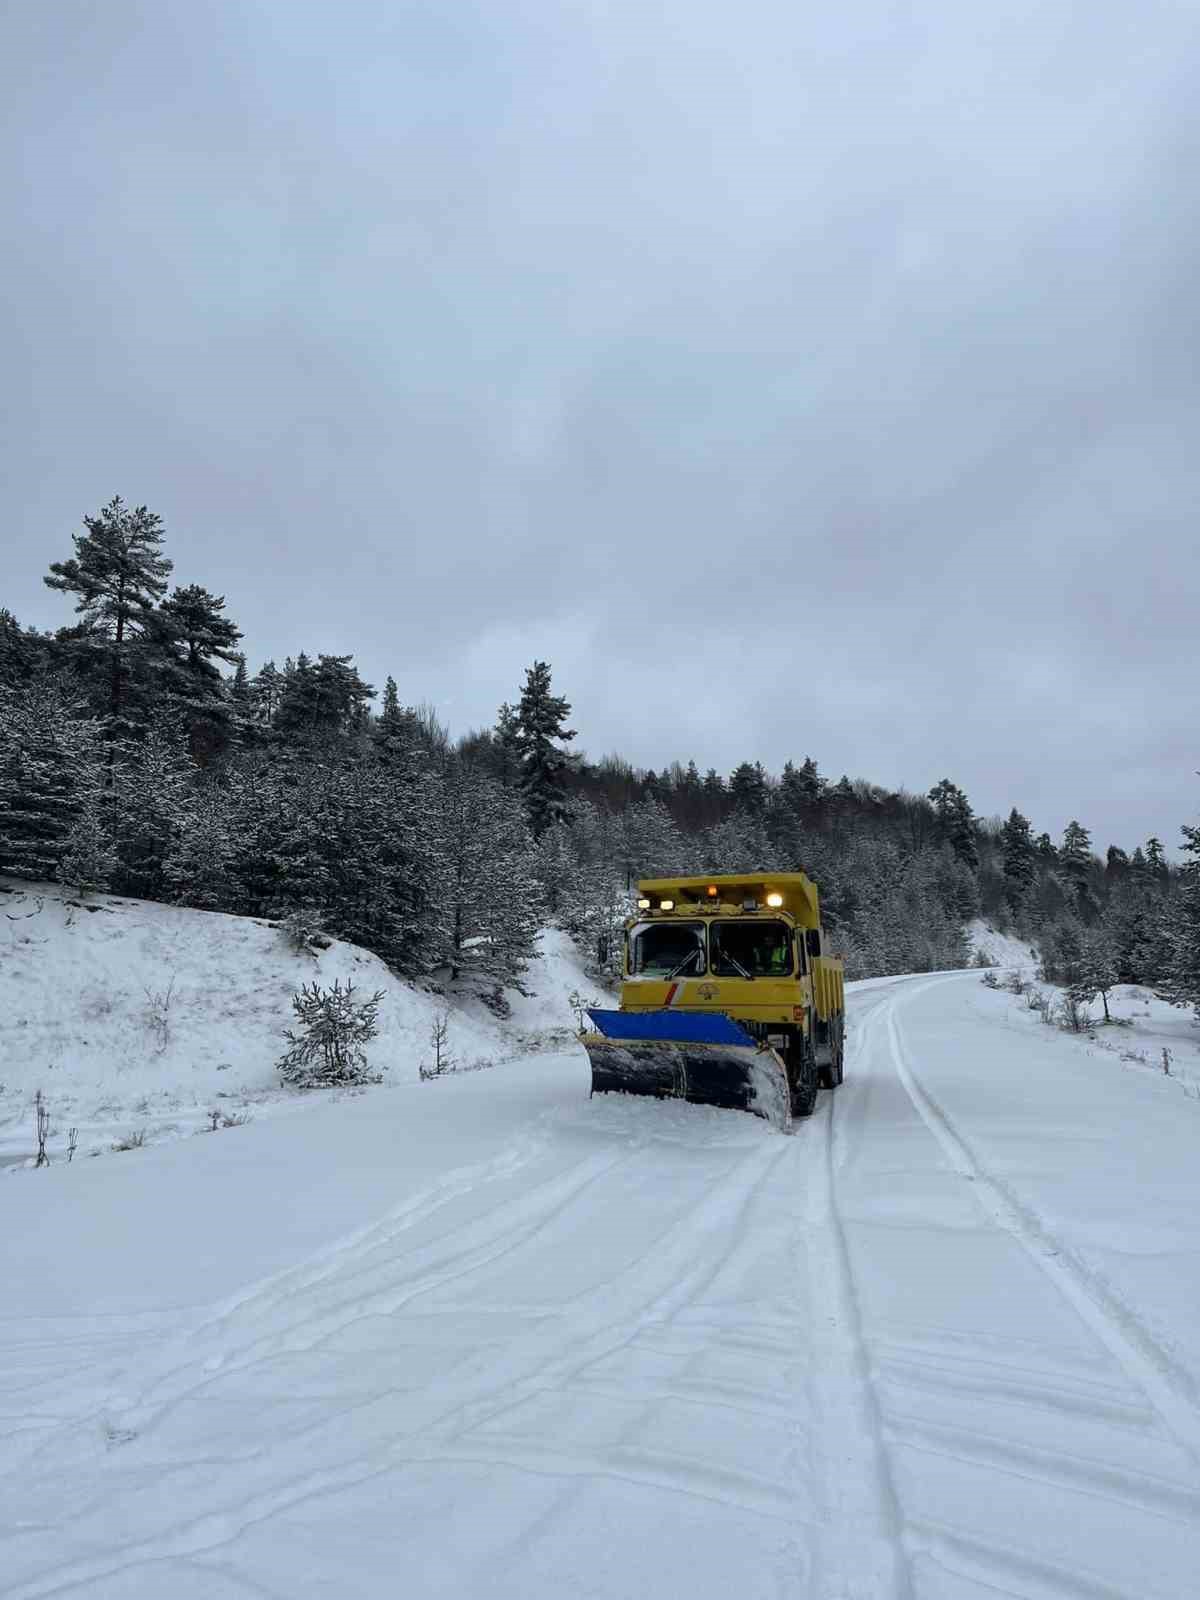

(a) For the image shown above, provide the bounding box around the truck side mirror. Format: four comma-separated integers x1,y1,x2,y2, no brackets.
806,929,821,958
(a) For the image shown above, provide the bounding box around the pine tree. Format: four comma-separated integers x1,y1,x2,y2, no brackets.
1059,820,1096,919
1071,926,1120,1022
928,778,979,870
780,756,823,816
275,653,375,738
109,715,195,898
620,799,686,881
1105,845,1130,883
44,498,173,736
373,676,423,764
59,781,118,895
164,786,236,908
441,760,543,989
514,661,577,836
1157,821,1200,1019
729,761,769,817
1145,837,1169,881
494,702,522,788
250,660,283,726
154,584,243,758
1000,807,1037,913
0,610,45,688
698,812,779,875
0,677,106,881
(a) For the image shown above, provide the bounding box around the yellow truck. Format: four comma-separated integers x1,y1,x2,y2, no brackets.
582,872,845,1132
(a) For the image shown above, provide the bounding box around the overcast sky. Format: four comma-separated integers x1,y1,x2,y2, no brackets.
4,0,1198,853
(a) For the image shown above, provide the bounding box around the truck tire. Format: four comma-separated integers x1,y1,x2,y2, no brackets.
789,1035,820,1120
819,1015,845,1090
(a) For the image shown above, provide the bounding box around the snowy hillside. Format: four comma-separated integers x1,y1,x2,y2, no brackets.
0,880,598,1169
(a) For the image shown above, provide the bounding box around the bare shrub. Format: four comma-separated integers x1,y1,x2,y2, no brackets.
1057,992,1092,1034
567,989,603,1033
1003,971,1029,996
980,970,1000,990
278,980,384,1088
111,1129,147,1152
141,981,176,1054
420,1011,453,1080
278,910,332,958
208,1108,251,1130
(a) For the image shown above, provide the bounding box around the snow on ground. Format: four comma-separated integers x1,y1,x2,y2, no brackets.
7,908,1200,1593
980,970,1200,1100
0,879,599,1169
966,917,1038,969
4,901,1200,1598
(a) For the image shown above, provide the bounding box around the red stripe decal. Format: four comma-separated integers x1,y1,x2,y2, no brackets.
664,983,678,1006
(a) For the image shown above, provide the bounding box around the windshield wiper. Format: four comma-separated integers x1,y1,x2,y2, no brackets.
666,951,703,979
720,951,754,980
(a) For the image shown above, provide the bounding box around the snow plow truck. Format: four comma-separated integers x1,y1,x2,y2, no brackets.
582,873,845,1133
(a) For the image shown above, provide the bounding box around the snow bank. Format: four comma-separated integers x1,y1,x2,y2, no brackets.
0,881,599,1168
967,917,1038,968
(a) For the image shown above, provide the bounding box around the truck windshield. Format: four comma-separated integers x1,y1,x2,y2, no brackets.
629,921,707,977
711,920,793,978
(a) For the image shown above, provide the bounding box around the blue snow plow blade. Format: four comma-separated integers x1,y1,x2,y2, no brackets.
585,1009,755,1047
581,1009,792,1130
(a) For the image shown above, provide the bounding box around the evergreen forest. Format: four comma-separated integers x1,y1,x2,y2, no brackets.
2,498,1197,1016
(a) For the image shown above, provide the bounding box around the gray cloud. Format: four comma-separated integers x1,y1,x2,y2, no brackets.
4,0,1198,850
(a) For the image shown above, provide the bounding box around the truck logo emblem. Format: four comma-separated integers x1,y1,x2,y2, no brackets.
697,983,718,1000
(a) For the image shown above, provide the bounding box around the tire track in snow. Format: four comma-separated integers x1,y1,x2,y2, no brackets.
797,988,916,1600
0,1119,803,1600
883,977,1200,1468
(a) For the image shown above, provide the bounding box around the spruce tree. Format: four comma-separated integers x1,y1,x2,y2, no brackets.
44,498,172,736
441,760,543,989
514,661,577,836
1059,820,1096,919
928,778,979,870
1072,926,1120,1022
109,714,195,897
250,660,283,726
156,583,244,757
0,677,106,881
729,761,769,817
1000,807,1037,913
1158,820,1200,1019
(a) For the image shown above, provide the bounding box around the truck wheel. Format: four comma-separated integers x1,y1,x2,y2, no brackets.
819,1015,845,1090
789,1035,820,1120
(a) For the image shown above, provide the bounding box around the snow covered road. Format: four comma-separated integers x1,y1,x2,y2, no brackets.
3,973,1200,1599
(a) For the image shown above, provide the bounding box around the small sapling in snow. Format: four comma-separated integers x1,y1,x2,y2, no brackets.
34,1090,50,1168
278,979,384,1088
420,1011,453,1079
